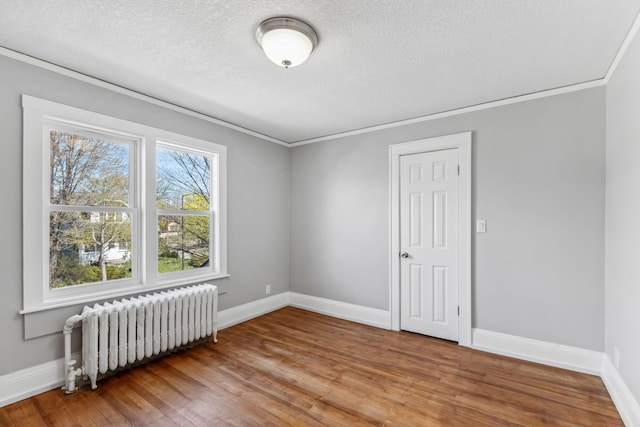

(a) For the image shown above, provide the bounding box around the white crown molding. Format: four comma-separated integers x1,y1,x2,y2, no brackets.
289,79,605,147
290,10,640,147
288,292,391,329
0,45,608,150
2,8,638,150
602,355,640,427
0,46,288,147
471,328,604,375
604,10,640,83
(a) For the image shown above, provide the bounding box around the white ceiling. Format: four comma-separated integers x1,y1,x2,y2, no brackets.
1,1,639,144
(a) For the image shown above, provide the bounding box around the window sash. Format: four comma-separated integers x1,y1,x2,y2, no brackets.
44,121,138,209
44,120,141,300
46,207,139,291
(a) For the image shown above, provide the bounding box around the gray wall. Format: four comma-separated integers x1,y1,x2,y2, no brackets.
291,88,606,351
0,55,290,374
0,49,610,378
605,28,640,401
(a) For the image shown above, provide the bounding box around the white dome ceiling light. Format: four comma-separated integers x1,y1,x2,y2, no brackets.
255,17,319,69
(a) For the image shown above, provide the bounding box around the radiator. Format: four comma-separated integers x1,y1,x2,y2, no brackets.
62,284,218,393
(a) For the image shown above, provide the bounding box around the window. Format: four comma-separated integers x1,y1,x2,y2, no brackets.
156,144,213,275
22,95,227,313
48,126,137,290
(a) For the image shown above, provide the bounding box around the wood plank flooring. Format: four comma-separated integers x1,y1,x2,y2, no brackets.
0,307,622,426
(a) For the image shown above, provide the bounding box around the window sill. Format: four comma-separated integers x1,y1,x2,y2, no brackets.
20,273,230,315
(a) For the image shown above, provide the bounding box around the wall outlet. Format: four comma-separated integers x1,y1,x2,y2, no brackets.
265,285,271,295
613,347,620,369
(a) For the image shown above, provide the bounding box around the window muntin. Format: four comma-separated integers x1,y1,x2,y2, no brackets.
22,95,227,313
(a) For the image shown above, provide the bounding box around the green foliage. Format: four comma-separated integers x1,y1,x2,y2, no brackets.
50,255,97,288
158,257,194,273
189,254,209,268
105,262,132,280
158,246,179,258
50,256,131,288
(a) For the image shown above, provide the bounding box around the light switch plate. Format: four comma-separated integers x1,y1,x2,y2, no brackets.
476,220,487,233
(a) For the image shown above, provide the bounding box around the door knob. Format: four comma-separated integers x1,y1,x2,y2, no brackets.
401,252,409,258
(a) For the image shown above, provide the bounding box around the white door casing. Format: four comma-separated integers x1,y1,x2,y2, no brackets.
389,132,471,346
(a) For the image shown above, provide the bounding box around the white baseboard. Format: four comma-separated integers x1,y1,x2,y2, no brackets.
5,293,640,427
0,352,77,407
217,292,289,330
288,292,391,329
0,293,290,408
602,354,640,427
471,328,604,375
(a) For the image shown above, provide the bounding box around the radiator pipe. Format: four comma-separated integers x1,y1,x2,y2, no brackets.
62,314,83,394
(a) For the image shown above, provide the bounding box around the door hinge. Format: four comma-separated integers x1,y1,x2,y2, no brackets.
457,306,460,316
457,165,460,175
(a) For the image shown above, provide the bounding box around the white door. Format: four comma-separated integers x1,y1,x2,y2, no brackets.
400,148,459,341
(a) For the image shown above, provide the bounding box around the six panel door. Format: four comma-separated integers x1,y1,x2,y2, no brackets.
400,148,459,341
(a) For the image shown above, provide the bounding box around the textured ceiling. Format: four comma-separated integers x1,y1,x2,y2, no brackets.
1,1,639,143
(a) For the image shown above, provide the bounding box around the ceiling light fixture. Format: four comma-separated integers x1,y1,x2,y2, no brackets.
255,17,318,69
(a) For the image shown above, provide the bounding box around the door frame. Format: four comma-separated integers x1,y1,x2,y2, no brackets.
389,132,472,346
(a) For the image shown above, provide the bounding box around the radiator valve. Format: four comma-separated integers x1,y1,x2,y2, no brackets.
62,360,82,394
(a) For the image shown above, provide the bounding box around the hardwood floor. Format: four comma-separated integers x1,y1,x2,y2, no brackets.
1,307,622,426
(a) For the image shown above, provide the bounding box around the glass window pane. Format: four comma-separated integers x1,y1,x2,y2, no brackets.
158,215,210,273
50,131,130,207
156,147,211,210
49,211,132,288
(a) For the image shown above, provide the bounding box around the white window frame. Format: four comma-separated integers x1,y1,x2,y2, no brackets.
152,139,223,287
22,95,228,314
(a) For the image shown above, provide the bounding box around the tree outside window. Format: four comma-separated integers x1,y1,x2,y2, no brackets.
48,131,132,288
156,146,212,274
